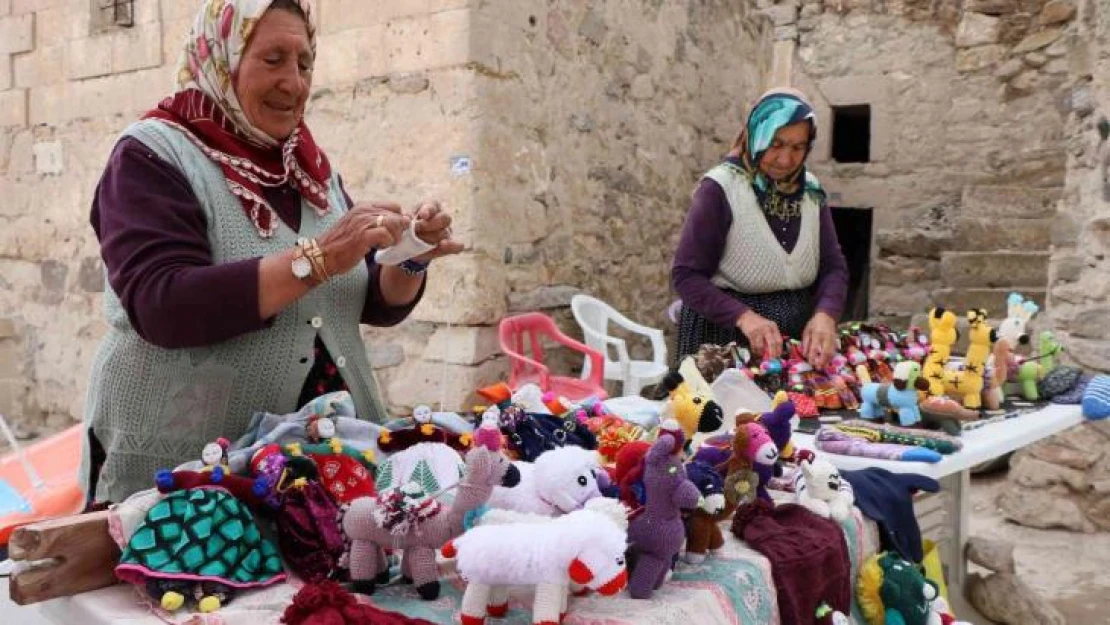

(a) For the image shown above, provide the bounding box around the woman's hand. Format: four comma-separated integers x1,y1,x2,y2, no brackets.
737,310,783,360
317,202,408,276
410,200,464,262
802,311,838,369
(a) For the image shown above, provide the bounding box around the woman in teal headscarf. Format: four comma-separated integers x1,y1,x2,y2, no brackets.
672,88,849,368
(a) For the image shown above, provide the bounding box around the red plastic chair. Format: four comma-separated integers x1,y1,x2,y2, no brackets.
498,313,608,401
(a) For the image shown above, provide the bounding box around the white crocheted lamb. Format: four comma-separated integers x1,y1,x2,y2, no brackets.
444,502,629,625
486,446,607,516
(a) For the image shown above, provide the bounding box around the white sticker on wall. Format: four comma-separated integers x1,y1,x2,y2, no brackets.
450,155,472,177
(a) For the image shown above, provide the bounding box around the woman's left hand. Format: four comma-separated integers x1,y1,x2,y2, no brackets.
410,200,464,262
802,311,838,370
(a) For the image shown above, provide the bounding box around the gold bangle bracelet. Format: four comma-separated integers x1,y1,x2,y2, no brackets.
303,238,331,283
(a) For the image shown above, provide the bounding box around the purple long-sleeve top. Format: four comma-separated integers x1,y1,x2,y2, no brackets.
672,165,849,328
91,137,423,349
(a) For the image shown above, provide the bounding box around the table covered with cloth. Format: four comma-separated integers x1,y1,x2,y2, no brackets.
37,506,879,625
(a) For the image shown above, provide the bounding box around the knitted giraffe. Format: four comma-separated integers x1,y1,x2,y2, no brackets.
922,308,957,397
943,309,995,410
342,447,521,601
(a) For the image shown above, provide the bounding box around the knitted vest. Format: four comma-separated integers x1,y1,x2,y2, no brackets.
704,162,821,294
81,119,388,503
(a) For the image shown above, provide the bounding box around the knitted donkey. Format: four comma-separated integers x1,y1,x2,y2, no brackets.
343,447,521,600
626,433,701,599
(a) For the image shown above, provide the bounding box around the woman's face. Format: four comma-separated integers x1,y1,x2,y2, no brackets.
235,8,313,141
758,121,811,181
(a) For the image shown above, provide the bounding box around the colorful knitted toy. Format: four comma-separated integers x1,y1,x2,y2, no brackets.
728,418,781,502
859,360,932,427
942,309,995,410
486,446,608,516
682,458,734,563
793,455,855,522
285,415,377,504
342,447,521,600
445,502,629,625
922,308,957,397
626,433,700,599
757,391,797,462
857,552,945,625
378,404,473,453
660,358,725,441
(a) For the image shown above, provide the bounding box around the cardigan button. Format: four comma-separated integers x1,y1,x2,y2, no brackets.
310,316,323,328
336,356,347,368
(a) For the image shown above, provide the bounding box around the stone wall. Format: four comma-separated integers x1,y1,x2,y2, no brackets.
998,0,1110,532
0,0,770,430
770,0,1076,326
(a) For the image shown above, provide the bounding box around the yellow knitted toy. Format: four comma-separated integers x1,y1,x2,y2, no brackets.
923,308,957,397
943,309,995,410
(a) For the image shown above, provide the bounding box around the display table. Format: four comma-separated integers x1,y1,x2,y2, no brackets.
792,403,1085,592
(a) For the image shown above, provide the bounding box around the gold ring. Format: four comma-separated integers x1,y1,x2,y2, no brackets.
375,215,384,228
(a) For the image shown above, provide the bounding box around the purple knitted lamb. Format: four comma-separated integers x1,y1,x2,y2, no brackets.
626,433,701,600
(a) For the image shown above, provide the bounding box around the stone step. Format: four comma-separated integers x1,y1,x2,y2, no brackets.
940,251,1051,288
952,217,1054,251
930,288,1047,317
960,185,1061,220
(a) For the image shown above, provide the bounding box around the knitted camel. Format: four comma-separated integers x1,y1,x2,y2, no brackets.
626,433,700,600
342,447,521,600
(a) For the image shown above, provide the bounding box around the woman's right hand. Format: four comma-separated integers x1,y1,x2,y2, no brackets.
317,202,408,276
737,310,783,360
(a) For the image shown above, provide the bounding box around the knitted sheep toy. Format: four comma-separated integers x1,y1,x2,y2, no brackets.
444,503,629,625
626,433,700,600
487,446,608,516
793,455,855,523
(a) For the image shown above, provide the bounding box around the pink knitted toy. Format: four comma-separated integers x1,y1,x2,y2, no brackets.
626,433,701,600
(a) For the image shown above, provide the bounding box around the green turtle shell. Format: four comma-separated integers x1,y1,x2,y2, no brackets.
116,488,284,588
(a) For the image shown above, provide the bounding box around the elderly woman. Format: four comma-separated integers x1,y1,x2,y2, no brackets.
672,89,849,368
81,0,461,504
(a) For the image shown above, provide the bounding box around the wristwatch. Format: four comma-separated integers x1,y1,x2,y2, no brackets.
292,239,314,281
399,259,430,275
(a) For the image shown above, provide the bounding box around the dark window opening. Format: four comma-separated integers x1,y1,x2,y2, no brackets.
831,104,871,163
831,207,872,321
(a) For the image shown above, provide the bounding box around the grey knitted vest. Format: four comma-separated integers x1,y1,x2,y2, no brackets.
81,119,387,503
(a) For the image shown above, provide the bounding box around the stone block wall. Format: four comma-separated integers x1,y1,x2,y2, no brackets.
0,0,771,427
769,0,1077,326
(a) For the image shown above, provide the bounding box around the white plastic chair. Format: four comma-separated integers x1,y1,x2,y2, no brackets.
570,294,668,397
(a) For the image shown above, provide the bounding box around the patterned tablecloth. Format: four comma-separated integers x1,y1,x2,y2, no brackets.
43,506,880,625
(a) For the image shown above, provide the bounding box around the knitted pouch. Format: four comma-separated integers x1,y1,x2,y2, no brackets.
276,480,346,583
1038,366,1083,400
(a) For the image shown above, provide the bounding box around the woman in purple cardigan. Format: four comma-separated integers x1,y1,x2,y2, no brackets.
672,89,848,369
83,0,463,504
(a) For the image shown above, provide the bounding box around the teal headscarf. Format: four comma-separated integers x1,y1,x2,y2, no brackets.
729,89,821,219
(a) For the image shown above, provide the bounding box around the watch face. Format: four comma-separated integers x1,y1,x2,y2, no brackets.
292,256,312,279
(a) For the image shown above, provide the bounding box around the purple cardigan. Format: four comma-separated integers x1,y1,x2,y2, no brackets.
90,137,423,349
671,171,849,328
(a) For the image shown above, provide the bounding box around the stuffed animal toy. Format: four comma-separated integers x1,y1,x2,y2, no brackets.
378,404,473,453
857,552,946,625
793,455,855,522
445,501,629,625
942,309,995,410
860,360,932,427
660,358,725,442
285,415,377,504
199,437,231,473
728,417,780,502
757,391,797,462
612,439,652,509
343,447,521,600
474,405,504,451
116,445,284,614
626,433,700,599
993,330,1062,402
922,308,957,397
683,458,734,564
486,446,608,516
918,396,979,436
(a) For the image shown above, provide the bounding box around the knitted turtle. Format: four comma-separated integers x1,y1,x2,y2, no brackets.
114,442,285,614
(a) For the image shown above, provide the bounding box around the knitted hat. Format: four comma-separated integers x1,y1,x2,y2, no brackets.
732,501,852,625
281,580,436,625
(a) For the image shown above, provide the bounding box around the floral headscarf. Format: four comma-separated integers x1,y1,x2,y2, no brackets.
728,88,822,219
144,0,330,238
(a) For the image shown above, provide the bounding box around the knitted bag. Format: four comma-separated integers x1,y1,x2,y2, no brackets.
276,480,346,583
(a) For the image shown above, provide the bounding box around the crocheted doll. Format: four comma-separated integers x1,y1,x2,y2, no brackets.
116,444,284,614
445,502,629,625
378,404,473,453
474,405,504,451
200,437,231,473
487,445,608,516
626,433,700,599
857,552,946,625
343,447,521,600
793,454,855,522
285,415,377,504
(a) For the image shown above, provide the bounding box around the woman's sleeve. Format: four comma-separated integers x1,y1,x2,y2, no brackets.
336,179,426,326
671,178,748,327
91,137,268,348
812,200,850,320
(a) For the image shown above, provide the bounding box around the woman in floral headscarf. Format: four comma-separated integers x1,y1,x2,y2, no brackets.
671,88,849,368
82,0,462,504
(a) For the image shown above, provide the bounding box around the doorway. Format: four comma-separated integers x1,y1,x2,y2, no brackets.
830,207,873,321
